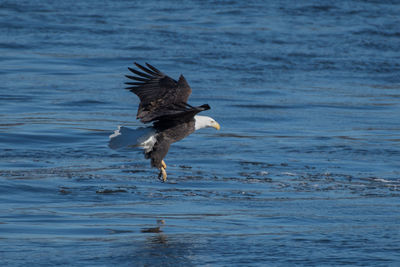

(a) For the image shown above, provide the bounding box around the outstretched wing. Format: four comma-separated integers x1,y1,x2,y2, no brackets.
125,63,192,123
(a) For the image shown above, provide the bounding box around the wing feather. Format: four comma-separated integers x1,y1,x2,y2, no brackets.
127,67,153,79
125,75,148,82
134,62,160,76
145,63,163,74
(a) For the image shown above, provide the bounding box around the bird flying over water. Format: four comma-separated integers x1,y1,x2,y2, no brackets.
109,63,220,181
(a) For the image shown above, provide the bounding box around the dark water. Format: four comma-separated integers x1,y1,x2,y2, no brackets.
1,0,400,266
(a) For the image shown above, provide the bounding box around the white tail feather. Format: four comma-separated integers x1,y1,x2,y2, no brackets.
109,126,156,151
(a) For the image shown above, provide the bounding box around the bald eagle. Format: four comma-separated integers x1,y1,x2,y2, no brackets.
109,63,220,181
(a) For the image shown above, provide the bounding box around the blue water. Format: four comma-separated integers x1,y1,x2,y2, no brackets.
1,0,400,266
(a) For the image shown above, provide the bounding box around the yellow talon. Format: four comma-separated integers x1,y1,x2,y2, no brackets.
161,167,167,182
157,161,168,182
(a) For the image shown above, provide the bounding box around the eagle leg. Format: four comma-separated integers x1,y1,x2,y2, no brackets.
158,167,167,182
161,160,167,169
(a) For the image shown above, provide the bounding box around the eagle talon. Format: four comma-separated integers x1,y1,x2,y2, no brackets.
158,167,167,182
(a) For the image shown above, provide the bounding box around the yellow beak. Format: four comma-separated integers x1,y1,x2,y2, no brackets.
211,121,221,130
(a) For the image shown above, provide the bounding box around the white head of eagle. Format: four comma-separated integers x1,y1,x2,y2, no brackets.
194,115,221,131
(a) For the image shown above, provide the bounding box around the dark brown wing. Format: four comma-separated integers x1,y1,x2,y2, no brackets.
125,63,192,123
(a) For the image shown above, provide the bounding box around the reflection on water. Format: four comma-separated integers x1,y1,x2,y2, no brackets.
1,0,400,266
134,221,196,266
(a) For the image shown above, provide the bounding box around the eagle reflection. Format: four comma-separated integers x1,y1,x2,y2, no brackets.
134,220,194,266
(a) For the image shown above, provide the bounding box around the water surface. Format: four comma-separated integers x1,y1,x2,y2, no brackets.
1,0,400,266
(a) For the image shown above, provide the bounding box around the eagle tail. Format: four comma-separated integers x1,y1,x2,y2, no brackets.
108,126,156,151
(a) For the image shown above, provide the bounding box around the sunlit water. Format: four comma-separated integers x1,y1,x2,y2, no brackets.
1,0,400,266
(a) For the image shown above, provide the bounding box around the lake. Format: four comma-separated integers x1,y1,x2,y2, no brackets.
1,0,400,266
